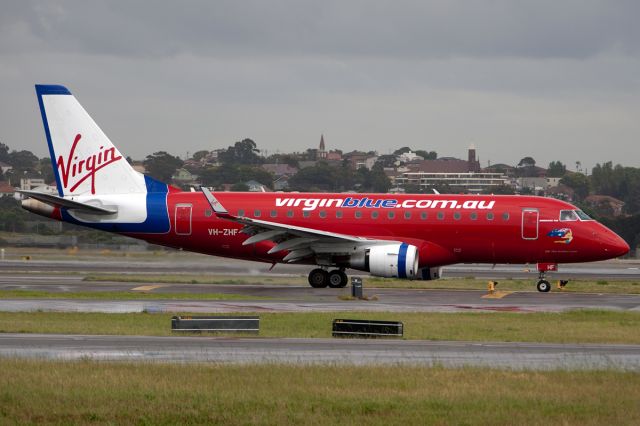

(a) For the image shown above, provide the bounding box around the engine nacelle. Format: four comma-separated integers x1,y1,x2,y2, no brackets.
349,243,419,279
21,198,55,218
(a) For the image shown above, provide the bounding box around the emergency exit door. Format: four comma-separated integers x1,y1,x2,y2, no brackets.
521,208,539,240
175,204,192,235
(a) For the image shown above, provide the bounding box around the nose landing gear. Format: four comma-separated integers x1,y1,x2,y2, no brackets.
536,263,558,293
308,268,348,288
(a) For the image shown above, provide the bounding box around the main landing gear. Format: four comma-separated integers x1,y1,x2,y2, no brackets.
308,268,348,288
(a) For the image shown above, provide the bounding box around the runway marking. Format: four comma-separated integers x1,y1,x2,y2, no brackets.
131,285,166,292
482,291,513,299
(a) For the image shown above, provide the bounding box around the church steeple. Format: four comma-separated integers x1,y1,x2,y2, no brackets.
318,134,327,159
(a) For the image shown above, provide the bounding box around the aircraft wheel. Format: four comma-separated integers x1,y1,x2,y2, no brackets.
328,270,348,288
338,270,349,288
536,279,551,293
308,269,329,288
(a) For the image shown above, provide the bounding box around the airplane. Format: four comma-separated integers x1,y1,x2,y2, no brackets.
20,84,630,292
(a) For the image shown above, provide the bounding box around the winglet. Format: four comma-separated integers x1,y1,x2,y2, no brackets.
201,187,229,215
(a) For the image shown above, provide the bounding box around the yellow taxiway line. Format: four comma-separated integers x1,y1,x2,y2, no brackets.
481,291,513,299
131,285,167,292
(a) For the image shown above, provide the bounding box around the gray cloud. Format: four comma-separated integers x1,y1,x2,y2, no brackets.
3,1,640,59
0,0,639,168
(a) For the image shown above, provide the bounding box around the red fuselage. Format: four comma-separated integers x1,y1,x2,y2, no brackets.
129,191,629,268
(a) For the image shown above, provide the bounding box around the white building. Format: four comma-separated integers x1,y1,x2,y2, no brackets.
394,172,509,193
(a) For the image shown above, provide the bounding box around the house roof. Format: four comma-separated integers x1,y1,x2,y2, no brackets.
0,181,15,193
585,194,624,206
408,158,471,174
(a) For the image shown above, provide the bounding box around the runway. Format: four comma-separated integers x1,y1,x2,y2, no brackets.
2,290,640,313
1,333,639,370
2,257,640,279
1,273,640,313
2,257,639,370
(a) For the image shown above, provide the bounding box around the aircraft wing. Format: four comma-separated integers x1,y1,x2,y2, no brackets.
201,187,395,262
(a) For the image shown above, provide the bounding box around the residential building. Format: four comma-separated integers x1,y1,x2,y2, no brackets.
0,181,14,197
20,178,45,191
0,161,12,174
393,171,509,193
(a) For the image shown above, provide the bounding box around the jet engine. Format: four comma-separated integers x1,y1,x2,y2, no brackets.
349,243,419,279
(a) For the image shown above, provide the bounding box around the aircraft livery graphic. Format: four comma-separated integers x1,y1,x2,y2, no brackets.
275,197,496,211
548,228,573,244
57,133,123,194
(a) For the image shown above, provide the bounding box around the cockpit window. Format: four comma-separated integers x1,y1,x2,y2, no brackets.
575,210,592,220
560,210,578,221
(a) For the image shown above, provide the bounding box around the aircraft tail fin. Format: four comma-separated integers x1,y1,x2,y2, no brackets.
35,85,147,197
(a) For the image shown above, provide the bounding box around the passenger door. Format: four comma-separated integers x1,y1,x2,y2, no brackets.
521,208,539,240
175,204,192,235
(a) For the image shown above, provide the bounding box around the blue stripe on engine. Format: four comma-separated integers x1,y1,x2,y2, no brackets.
398,243,408,279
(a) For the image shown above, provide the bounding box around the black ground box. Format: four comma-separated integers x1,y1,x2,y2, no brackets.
332,318,403,338
171,316,259,333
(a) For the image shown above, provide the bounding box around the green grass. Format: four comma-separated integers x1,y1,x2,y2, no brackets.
0,359,638,425
2,310,640,344
0,289,269,301
82,273,640,293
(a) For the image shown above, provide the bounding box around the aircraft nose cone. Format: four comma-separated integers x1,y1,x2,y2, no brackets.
603,232,630,258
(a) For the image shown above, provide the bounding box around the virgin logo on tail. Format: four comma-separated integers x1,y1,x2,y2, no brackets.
56,133,122,194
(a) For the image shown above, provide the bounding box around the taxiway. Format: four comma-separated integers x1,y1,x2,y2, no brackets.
1,333,639,370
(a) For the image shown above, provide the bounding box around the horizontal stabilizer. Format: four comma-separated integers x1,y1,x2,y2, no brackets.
18,190,117,215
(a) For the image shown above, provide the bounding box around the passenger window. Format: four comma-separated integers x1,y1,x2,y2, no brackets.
404,211,412,219
303,211,310,218
253,210,261,218
355,211,362,219
238,209,245,217
286,210,294,218
270,210,277,218
204,209,213,217
560,210,578,221
388,211,395,219
502,212,509,221
336,211,343,219
319,210,327,218
371,211,379,219
420,212,428,220
486,212,494,221
437,212,444,221
453,212,461,220
470,212,478,220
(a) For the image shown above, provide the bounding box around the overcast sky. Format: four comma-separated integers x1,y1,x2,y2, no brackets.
1,0,639,169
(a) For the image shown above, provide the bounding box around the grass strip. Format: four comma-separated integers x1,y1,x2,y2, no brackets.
1,310,639,344
0,289,269,301
83,273,640,293
0,359,638,425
